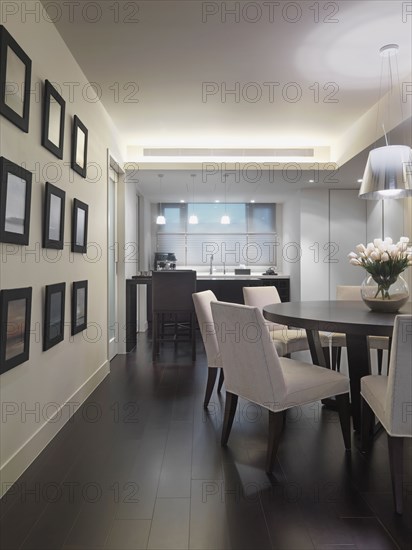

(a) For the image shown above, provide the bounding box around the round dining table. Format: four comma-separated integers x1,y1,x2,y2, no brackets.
263,300,412,431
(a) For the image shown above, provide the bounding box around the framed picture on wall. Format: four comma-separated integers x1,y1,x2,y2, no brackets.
43,182,65,249
0,287,32,374
71,198,88,253
42,80,66,159
0,25,32,133
71,115,88,178
0,156,32,245
44,282,66,351
71,280,87,335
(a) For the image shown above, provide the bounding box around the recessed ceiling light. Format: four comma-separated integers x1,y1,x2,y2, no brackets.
309,179,314,183
215,200,220,203
180,199,185,203
250,200,255,203
357,179,363,183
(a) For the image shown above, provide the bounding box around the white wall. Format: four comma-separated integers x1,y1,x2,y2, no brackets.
281,194,301,301
0,12,125,494
124,181,138,280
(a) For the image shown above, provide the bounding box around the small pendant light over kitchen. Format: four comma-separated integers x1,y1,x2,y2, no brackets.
156,174,166,225
221,173,230,224
188,173,198,224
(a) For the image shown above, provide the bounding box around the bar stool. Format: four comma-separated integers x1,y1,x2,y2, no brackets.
152,270,197,361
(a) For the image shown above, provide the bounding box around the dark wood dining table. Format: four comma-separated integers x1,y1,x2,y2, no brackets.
263,300,412,431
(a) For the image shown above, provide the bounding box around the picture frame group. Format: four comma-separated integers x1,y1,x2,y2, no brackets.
0,280,89,372
1,26,89,179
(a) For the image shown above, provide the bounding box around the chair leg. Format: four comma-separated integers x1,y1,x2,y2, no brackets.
152,313,158,360
322,346,331,369
266,410,285,473
204,368,218,409
377,348,383,375
336,347,342,372
336,393,351,451
388,436,404,515
217,368,224,393
360,396,375,452
221,392,238,447
331,346,338,371
191,313,196,361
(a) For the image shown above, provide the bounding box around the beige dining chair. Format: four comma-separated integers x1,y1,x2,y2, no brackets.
360,314,412,515
243,286,330,357
329,285,389,373
192,290,224,408
211,301,351,472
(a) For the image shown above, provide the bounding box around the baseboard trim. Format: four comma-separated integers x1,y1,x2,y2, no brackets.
0,360,110,498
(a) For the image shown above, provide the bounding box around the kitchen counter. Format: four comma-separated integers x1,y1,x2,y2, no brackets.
126,274,290,352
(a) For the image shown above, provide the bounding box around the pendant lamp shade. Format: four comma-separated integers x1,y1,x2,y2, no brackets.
359,145,412,199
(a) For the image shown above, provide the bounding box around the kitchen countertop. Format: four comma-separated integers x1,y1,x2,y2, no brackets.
196,274,289,279
131,273,289,280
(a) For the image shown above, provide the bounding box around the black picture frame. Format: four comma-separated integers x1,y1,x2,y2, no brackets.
43,182,65,249
0,287,32,374
42,80,66,159
0,156,32,245
71,280,87,335
71,115,88,178
44,282,65,351
71,198,88,253
0,25,32,133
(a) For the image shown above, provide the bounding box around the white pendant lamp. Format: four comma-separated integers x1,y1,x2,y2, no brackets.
359,44,412,200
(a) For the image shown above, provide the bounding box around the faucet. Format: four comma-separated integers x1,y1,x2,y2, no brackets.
209,254,214,275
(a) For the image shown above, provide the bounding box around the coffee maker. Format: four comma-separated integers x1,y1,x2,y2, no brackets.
154,252,177,270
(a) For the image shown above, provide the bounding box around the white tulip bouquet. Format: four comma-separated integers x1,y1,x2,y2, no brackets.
348,237,412,300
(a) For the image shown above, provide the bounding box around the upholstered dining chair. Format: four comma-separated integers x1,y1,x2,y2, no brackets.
211,301,351,473
192,290,225,408
243,286,327,357
329,285,389,373
152,270,197,360
360,315,412,515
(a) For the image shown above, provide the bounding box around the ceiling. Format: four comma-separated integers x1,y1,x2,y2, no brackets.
48,0,412,199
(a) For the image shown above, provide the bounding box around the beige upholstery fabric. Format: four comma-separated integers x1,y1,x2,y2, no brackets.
192,291,222,369
243,286,310,355
329,285,389,351
361,315,412,437
211,301,350,413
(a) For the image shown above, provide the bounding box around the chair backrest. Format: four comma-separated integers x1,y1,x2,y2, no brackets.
336,285,361,301
152,271,196,311
192,290,221,368
243,286,284,330
385,315,412,436
211,301,287,407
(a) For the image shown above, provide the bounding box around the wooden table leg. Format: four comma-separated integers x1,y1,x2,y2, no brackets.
345,333,371,432
306,329,328,368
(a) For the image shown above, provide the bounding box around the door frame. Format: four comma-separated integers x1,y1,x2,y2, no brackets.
107,150,124,359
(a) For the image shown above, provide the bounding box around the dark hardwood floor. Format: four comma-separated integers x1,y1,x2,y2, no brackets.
1,333,411,550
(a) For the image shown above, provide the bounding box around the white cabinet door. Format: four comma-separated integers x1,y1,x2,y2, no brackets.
300,190,329,301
